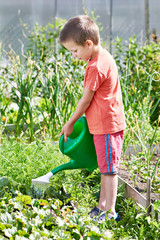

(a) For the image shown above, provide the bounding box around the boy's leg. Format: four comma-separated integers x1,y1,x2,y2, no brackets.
97,174,118,216
90,131,124,219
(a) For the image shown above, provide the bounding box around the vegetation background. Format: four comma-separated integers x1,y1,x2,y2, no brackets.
0,2,160,238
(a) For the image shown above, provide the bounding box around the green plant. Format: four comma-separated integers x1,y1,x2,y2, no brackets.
5,51,40,141
114,40,160,197
0,20,86,140
122,94,160,191
35,53,84,139
21,19,66,61
0,53,12,137
0,138,160,239
114,36,160,125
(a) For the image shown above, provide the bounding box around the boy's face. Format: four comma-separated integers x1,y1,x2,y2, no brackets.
62,40,93,62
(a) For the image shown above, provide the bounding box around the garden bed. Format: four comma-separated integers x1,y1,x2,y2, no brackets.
119,152,160,209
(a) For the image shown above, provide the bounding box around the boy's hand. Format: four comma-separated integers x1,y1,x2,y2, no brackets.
60,87,94,143
60,121,74,143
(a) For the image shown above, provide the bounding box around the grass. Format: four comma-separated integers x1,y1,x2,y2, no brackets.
0,137,65,186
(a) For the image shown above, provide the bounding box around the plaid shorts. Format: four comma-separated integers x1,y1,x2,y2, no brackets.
93,131,124,174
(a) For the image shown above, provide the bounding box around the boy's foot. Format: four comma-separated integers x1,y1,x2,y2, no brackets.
98,212,121,223
88,206,103,218
89,207,121,222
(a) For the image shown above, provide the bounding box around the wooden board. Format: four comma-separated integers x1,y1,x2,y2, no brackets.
118,175,160,220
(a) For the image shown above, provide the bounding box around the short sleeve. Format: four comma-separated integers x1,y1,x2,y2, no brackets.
84,66,105,91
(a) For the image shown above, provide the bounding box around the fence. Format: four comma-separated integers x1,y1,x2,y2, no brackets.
0,0,160,55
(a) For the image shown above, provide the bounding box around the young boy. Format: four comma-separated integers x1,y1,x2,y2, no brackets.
59,15,126,221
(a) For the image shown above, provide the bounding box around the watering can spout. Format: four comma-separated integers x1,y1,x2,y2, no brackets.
51,157,97,175
51,160,76,175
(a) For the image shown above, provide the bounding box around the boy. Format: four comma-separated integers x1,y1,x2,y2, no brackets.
59,15,126,221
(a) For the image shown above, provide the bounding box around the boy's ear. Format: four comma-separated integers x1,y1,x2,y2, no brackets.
86,40,93,47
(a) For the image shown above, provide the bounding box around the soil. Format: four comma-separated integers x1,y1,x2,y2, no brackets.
118,152,160,206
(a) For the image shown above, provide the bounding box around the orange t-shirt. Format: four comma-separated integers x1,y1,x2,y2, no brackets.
84,49,126,134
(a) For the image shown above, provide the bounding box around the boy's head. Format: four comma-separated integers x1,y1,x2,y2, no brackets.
59,15,100,46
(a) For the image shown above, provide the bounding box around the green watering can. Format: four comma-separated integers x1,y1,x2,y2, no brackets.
32,116,98,184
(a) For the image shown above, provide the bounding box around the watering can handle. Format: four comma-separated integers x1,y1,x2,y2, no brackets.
59,134,65,153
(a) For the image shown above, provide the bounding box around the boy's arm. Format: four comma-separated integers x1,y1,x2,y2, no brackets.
60,87,94,143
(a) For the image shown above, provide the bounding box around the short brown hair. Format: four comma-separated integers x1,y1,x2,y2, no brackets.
59,15,99,46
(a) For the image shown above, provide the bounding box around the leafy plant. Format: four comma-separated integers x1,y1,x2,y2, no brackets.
114,36,160,125
0,16,160,240
5,51,40,141
21,18,66,61
0,138,160,239
0,20,85,140
35,53,84,139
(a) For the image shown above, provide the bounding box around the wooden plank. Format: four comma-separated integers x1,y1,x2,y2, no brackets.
118,175,160,220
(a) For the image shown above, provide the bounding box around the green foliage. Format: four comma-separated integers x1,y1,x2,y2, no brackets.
114,36,160,125
0,18,160,239
1,21,159,143
0,20,85,140
0,139,160,239
112,37,160,180
0,138,65,186
22,19,66,61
